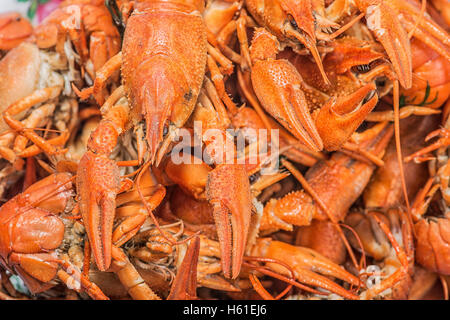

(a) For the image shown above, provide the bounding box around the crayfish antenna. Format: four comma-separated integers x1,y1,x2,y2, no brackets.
391,81,414,233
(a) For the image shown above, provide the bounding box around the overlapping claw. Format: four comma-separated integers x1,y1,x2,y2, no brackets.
314,83,378,151
77,152,120,271
252,238,362,299
167,237,201,300
163,156,254,280
245,0,331,85
249,28,323,152
206,164,252,279
356,0,412,88
113,184,166,246
76,120,122,272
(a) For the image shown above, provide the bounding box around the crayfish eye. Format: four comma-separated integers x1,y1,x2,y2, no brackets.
249,173,259,184
184,90,193,102
352,64,372,74
288,15,298,29
162,124,169,137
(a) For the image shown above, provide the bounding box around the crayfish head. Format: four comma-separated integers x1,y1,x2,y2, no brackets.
127,55,198,164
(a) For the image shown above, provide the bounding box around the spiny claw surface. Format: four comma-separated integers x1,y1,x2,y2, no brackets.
206,164,252,279
314,83,378,151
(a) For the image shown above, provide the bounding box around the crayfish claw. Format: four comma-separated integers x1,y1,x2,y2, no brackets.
206,164,252,279
357,0,412,88
314,83,378,151
250,29,324,151
167,237,201,300
252,238,362,299
77,152,120,271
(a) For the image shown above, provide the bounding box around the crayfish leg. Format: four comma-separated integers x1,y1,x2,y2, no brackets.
111,246,161,300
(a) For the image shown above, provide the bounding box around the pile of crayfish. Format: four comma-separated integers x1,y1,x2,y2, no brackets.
0,0,449,300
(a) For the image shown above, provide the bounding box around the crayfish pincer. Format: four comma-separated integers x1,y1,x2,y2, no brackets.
75,0,210,273
78,0,208,163
76,0,253,281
